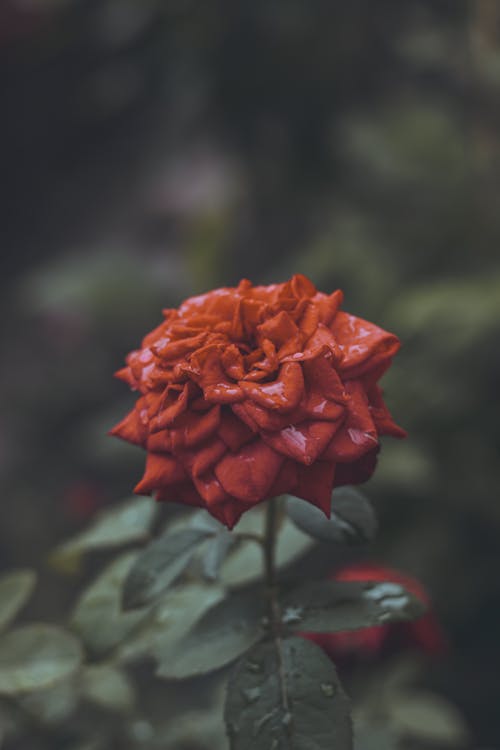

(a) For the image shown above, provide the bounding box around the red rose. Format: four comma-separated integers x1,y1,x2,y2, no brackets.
110,275,405,528
302,563,446,663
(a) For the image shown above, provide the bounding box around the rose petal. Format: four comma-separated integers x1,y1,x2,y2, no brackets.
193,473,231,507
134,453,186,494
215,440,284,503
218,410,256,451
323,381,378,461
233,401,300,432
295,462,336,516
114,366,136,387
169,406,221,450
263,421,342,465
257,311,300,349
181,437,227,477
239,362,304,413
152,331,208,360
334,447,379,486
368,385,407,438
151,383,193,432
302,391,346,421
109,406,148,446
267,459,299,497
301,356,348,403
155,482,205,509
146,430,172,453
210,501,245,530
221,344,245,380
290,273,317,298
312,290,344,326
332,311,400,378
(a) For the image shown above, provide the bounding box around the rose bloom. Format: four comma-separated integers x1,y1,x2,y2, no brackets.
111,275,405,528
302,563,446,664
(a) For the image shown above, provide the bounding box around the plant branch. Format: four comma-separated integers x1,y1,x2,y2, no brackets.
263,498,290,718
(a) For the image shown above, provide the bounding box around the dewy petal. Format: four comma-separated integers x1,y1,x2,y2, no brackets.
301,324,342,362
114,366,136,387
152,331,208,361
262,421,342,465
151,383,193,432
221,344,245,380
302,391,345,421
181,437,227,478
267,459,299,498
334,446,379,487
215,440,284,503
311,290,344,326
193,473,231,507
169,406,221,449
257,310,300,349
204,383,246,403
295,462,336,516
323,381,378,462
368,385,407,438
218,409,256,451
332,311,400,378
134,453,186,494
239,362,304,413
109,405,148,446
233,401,300,432
211,500,246,530
302,357,348,403
290,273,317,298
146,430,172,453
155,482,205,509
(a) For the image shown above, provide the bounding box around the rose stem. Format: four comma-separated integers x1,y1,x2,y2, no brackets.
263,497,290,716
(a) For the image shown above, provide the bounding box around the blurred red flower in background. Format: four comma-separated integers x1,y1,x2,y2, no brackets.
63,480,108,522
302,562,447,664
111,275,405,527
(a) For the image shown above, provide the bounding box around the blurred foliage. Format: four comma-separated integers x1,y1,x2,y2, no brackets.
1,0,500,747
0,498,461,750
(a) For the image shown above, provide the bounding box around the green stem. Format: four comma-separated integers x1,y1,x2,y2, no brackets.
264,497,278,592
263,498,290,717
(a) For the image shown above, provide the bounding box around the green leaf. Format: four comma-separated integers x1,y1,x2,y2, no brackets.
282,580,426,633
156,590,266,680
81,664,135,713
156,682,227,749
122,528,209,610
221,508,314,588
188,509,227,534
389,691,469,746
71,552,150,655
0,569,37,632
18,676,79,724
286,487,377,545
200,530,236,581
224,636,352,750
116,582,225,665
50,496,158,573
354,723,398,750
0,624,83,695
